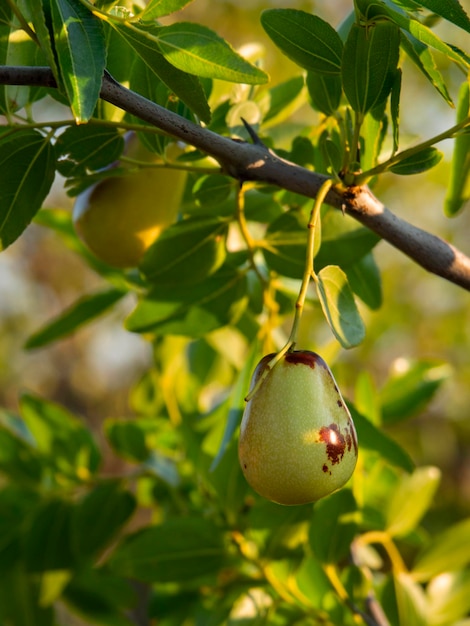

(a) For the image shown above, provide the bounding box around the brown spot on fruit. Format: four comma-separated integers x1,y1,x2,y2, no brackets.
337,400,343,407
319,424,346,465
285,350,328,370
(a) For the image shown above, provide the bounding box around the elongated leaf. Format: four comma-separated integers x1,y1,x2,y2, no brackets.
110,517,225,583
126,267,247,336
444,81,470,216
0,565,54,626
140,0,194,20
394,573,428,626
349,406,414,472
389,147,443,174
414,0,470,33
0,426,42,483
261,210,309,279
0,130,55,250
140,217,228,285
50,0,106,122
55,126,124,177
370,4,469,67
110,22,211,122
345,252,383,310
72,482,136,559
413,517,470,580
156,22,268,84
309,490,358,563
25,288,127,349
261,9,343,74
427,570,470,626
342,21,400,116
400,32,453,106
306,71,342,116
386,466,441,537
316,265,365,348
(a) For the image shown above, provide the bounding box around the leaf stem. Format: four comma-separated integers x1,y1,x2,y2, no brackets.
244,178,332,402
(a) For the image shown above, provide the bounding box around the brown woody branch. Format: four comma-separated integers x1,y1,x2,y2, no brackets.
2,65,470,291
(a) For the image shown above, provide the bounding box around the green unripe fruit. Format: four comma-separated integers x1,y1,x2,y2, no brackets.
238,350,358,505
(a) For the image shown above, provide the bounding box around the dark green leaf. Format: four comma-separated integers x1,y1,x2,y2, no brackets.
192,175,235,210
20,392,101,481
126,267,247,336
316,265,365,348
414,0,470,33
342,22,400,116
0,486,40,573
110,22,211,123
350,406,414,472
29,0,59,82
386,466,441,537
156,22,268,84
390,68,402,153
105,419,150,462
389,146,443,174
140,0,193,20
309,490,358,563
50,0,106,122
306,71,342,116
140,217,228,285
0,426,42,483
55,126,124,177
110,517,225,583
25,288,126,349
0,565,54,626
345,252,383,310
380,359,451,424
0,130,55,250
72,482,136,559
24,498,75,571
261,9,343,74
400,32,453,106
444,81,470,216
262,210,309,279
314,209,381,271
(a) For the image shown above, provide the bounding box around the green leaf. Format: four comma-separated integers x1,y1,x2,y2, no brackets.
20,393,101,481
25,498,75,571
192,175,236,211
126,267,247,336
390,68,402,153
72,482,136,559
256,75,306,126
389,146,443,174
110,517,225,583
349,406,414,472
25,288,126,349
140,217,228,285
380,359,451,424
413,517,470,581
394,573,428,626
110,22,211,123
0,425,42,483
261,9,343,74
370,4,469,67
29,0,59,83
309,490,358,563
342,21,400,116
345,252,383,310
156,22,268,84
55,126,124,177
444,81,470,216
0,565,54,626
306,71,343,116
316,265,365,349
0,130,55,250
314,209,381,271
261,210,309,279
386,466,441,537
50,0,106,122
414,0,470,34
400,33,453,106
140,0,194,20
427,570,470,626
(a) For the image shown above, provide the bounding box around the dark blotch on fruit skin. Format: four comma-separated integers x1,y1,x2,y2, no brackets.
285,350,328,370
318,424,346,465
322,464,331,475
337,400,343,407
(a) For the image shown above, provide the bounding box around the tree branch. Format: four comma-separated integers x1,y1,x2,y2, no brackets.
1,65,469,291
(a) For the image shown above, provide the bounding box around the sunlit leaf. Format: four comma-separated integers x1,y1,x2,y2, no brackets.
140,0,194,20
444,81,470,216
0,130,55,250
394,572,429,626
156,22,268,84
427,570,470,626
50,0,106,122
316,265,365,348
413,518,470,581
386,466,441,537
261,9,343,74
